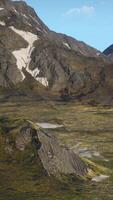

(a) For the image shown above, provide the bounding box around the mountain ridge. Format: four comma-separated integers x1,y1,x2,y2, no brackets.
103,44,113,62
0,0,113,104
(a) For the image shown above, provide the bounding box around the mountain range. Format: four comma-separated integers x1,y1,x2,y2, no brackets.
0,0,113,104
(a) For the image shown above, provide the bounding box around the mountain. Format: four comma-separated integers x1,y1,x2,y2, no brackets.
103,45,113,60
0,0,113,104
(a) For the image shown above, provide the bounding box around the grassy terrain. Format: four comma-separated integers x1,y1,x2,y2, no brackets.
0,101,113,200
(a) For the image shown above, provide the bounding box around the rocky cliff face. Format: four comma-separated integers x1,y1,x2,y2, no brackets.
103,45,113,61
0,0,113,103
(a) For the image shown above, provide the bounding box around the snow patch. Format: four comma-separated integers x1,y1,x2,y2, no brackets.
10,26,37,45
37,122,64,129
96,52,101,56
26,62,48,87
35,77,48,87
0,21,5,26
92,174,109,182
0,8,4,11
10,26,48,86
63,42,71,49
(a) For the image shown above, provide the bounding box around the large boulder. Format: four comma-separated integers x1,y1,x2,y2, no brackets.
16,121,88,178
0,117,108,183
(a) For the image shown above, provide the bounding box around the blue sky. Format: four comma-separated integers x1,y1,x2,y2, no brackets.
24,0,113,51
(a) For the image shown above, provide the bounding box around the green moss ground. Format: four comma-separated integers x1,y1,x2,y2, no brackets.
0,101,113,199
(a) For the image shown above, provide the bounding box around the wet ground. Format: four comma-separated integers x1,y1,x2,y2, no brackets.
0,101,113,200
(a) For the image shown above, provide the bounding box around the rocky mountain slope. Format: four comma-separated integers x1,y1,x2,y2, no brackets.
0,0,113,103
103,44,113,61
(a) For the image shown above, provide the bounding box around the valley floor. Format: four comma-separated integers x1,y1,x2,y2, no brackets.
0,101,113,200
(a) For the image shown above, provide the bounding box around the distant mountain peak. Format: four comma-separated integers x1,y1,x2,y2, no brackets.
103,44,113,56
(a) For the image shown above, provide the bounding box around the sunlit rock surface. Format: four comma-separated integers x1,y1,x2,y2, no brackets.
16,121,88,178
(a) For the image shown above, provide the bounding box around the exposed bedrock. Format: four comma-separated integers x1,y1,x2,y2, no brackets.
16,121,88,179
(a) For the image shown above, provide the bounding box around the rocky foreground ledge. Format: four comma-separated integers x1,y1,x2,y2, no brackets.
16,120,88,179
0,117,107,183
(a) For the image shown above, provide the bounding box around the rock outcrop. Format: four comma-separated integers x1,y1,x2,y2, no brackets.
0,117,108,182
16,121,88,179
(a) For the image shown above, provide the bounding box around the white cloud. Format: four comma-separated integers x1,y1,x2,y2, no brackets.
64,5,95,17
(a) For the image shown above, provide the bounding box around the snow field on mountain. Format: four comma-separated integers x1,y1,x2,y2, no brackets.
10,26,48,86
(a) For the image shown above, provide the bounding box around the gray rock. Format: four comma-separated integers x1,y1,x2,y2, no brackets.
16,121,88,178
16,122,32,151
